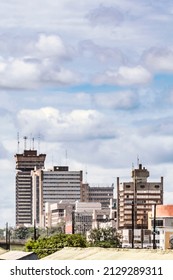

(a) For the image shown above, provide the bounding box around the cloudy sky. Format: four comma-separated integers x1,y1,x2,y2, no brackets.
1,0,173,227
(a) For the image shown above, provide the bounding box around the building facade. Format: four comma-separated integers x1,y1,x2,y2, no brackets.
81,183,115,208
148,205,173,249
117,164,163,230
32,166,83,227
15,149,46,226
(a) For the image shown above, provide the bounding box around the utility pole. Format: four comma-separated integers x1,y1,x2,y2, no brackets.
131,201,134,248
141,218,143,249
5,222,9,250
72,211,75,234
34,219,37,241
153,204,157,249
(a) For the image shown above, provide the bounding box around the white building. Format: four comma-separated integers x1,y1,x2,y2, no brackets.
32,166,83,227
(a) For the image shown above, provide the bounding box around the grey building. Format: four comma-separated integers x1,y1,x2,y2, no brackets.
81,183,114,208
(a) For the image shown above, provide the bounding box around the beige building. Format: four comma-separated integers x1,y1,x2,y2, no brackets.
45,201,74,229
44,200,116,234
117,163,163,230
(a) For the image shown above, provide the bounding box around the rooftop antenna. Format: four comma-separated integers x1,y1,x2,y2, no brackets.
132,162,134,171
32,137,35,150
23,136,27,150
29,133,32,150
38,133,40,154
65,150,68,166
17,132,20,153
137,155,140,167
52,153,54,168
85,166,88,183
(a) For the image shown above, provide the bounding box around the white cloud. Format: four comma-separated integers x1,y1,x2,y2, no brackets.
17,107,115,142
94,91,138,109
86,4,124,26
144,48,173,72
0,58,40,89
46,68,80,85
94,65,152,86
0,56,80,89
35,34,67,57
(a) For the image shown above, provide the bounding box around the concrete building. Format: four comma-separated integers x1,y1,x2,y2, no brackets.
117,163,163,230
45,201,74,229
148,205,173,250
15,149,46,226
81,183,114,208
44,200,116,234
31,166,83,227
122,229,152,249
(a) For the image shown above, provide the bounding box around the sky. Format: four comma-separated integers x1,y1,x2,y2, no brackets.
1,0,173,228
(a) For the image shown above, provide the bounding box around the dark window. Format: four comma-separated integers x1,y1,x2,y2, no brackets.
151,219,163,227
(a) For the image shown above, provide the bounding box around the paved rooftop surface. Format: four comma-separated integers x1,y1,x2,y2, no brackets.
42,247,173,260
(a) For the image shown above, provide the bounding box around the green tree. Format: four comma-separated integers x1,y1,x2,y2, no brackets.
0,228,5,239
25,233,87,259
13,227,31,240
89,227,121,248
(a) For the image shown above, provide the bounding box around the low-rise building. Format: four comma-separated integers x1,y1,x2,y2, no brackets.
148,204,173,249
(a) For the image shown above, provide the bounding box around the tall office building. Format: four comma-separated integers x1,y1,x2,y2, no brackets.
31,166,83,227
117,163,163,230
15,149,46,226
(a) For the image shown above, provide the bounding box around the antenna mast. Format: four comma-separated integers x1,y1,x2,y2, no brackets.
23,136,27,150
17,132,20,153
65,150,68,166
32,137,35,150
85,166,88,183
137,155,139,167
38,133,40,154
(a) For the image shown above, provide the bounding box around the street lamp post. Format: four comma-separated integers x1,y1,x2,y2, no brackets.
141,218,143,249
34,219,37,241
132,201,134,249
72,210,75,234
153,204,157,249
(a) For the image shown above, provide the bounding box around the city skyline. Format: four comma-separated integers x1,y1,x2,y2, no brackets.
1,0,173,227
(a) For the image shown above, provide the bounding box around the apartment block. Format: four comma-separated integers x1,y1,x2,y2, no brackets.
117,164,163,230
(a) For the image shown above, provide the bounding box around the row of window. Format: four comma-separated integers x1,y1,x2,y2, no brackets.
126,184,161,189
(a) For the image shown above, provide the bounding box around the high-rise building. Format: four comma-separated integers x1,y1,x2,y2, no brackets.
31,166,83,227
117,163,163,230
15,149,46,226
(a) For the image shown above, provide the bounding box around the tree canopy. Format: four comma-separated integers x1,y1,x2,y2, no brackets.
88,227,122,248
25,233,87,259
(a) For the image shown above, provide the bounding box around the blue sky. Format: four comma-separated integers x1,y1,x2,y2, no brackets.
1,0,173,227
